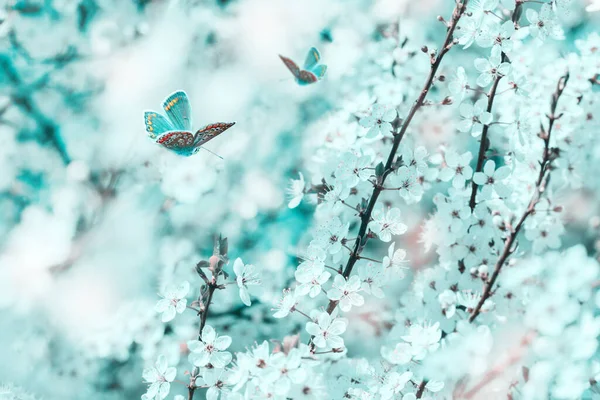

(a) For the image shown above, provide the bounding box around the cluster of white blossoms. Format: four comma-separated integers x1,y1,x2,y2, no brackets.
138,1,599,398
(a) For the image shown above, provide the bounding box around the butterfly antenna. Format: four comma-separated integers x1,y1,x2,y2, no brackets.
201,147,224,160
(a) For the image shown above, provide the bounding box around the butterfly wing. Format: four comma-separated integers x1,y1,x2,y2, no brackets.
310,64,327,79
156,130,196,156
296,70,318,85
303,47,321,70
144,111,174,139
162,91,193,131
279,55,301,80
193,122,235,147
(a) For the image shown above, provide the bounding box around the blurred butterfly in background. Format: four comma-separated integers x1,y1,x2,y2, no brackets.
144,90,235,158
279,47,327,86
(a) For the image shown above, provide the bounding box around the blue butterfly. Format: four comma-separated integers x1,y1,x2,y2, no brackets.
144,91,235,157
279,47,327,86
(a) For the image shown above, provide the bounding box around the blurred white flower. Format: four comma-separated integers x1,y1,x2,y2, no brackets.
233,258,261,306
306,311,348,349
155,281,189,322
295,267,331,298
587,0,600,12
142,355,176,400
402,322,441,360
382,242,408,277
272,289,299,318
359,104,397,138
381,343,412,365
327,275,365,312
287,172,305,208
195,368,231,400
380,371,413,400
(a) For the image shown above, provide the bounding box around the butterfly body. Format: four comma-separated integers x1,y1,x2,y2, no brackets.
144,90,234,157
279,47,327,86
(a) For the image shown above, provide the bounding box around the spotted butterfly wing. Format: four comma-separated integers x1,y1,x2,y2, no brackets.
144,111,175,139
156,131,197,156
297,70,318,85
279,55,301,80
193,122,236,147
162,91,193,131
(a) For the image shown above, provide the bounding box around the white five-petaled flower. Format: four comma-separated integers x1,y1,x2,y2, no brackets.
320,181,351,214
439,150,473,189
335,152,373,188
390,166,423,201
458,98,493,137
473,159,511,200
468,0,500,23
297,245,326,271
188,325,233,368
474,47,511,87
526,5,564,41
272,288,299,318
194,368,231,400
358,262,386,298
382,242,408,277
295,266,331,298
368,207,408,242
401,321,442,360
287,172,305,209
306,311,348,349
233,257,261,306
456,17,480,49
142,355,177,400
359,104,397,138
448,66,469,101
313,217,350,255
476,20,515,53
270,348,308,394
154,281,189,322
327,275,365,312
379,371,413,400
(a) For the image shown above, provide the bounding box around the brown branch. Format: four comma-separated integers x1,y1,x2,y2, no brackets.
316,0,470,324
468,3,523,210
188,236,228,400
416,380,427,398
468,73,569,323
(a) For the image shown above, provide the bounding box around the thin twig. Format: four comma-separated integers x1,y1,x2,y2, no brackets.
416,380,427,398
188,237,228,400
468,3,523,210
468,73,569,323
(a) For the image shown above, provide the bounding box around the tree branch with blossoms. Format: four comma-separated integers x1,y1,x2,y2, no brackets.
316,1,470,324
468,2,523,211
468,72,569,323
